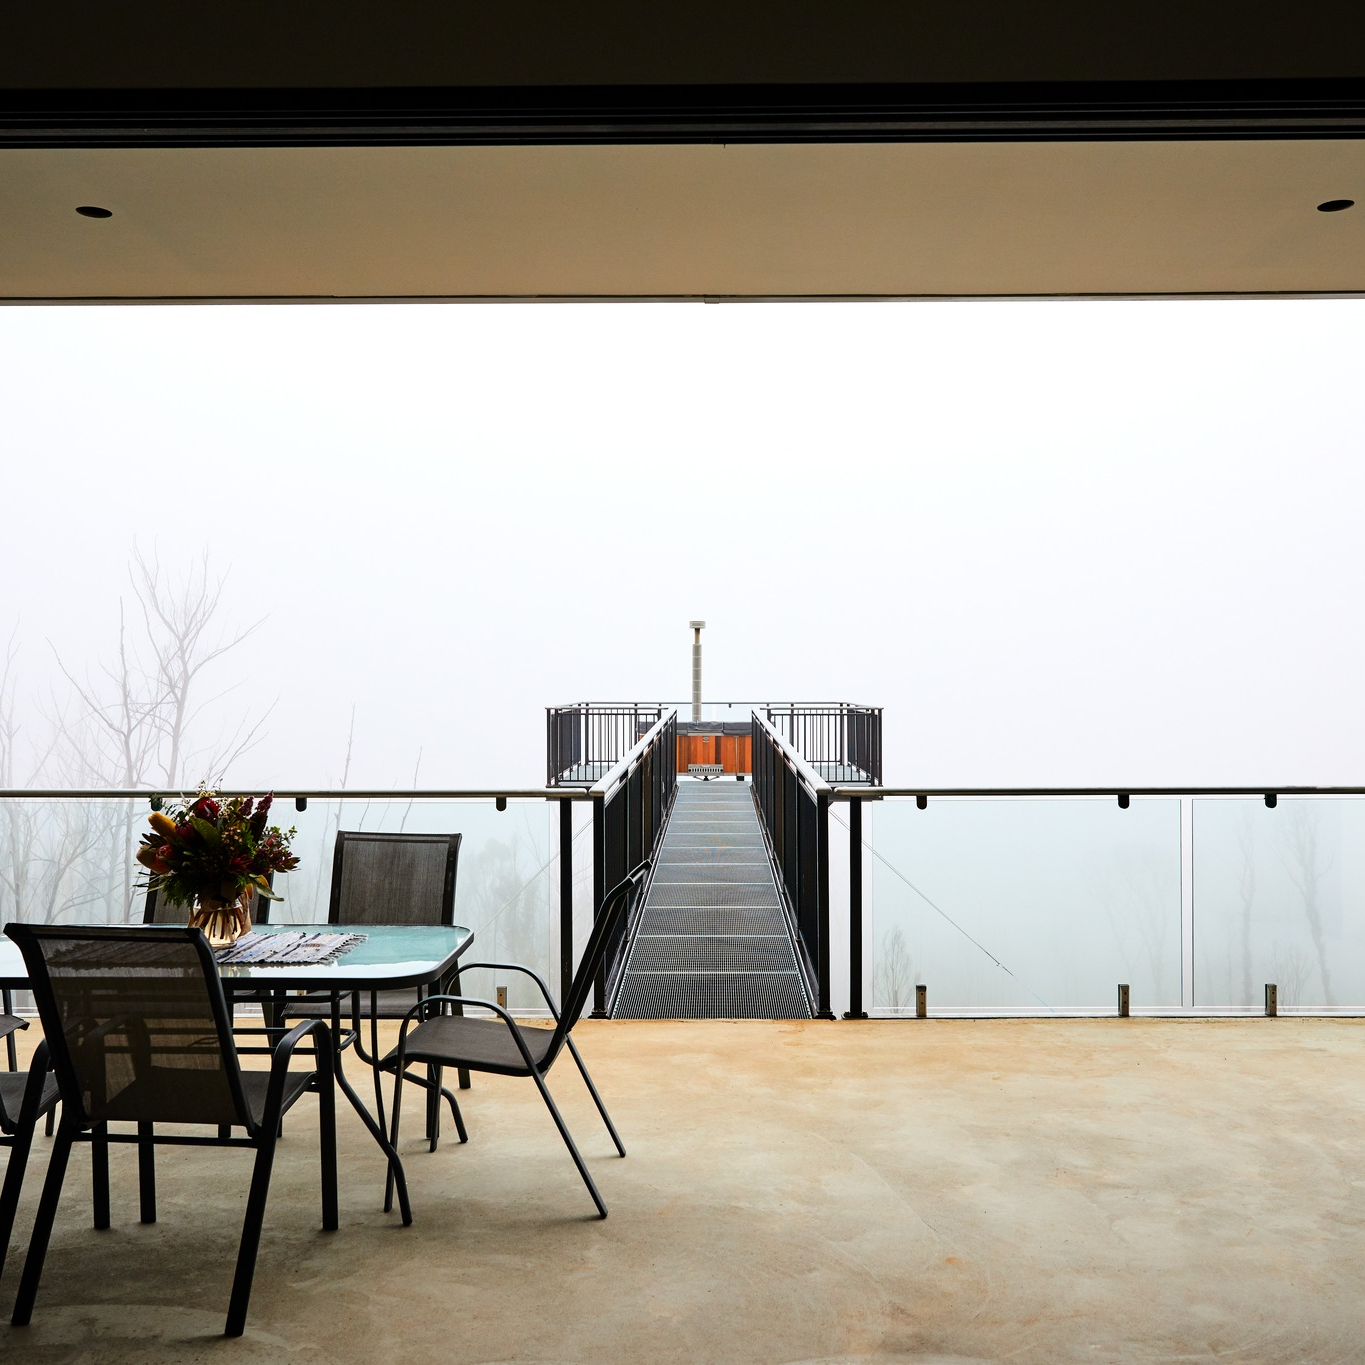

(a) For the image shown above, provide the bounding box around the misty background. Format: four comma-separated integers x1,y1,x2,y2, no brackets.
2,298,1362,1011
2,297,1361,792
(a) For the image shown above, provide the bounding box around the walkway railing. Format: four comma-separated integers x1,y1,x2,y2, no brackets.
587,710,678,1014
751,711,831,1017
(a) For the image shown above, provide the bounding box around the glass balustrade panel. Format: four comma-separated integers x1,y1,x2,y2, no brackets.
863,797,1182,1012
1192,797,1365,1010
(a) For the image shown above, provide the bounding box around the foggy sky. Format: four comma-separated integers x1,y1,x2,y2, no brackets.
2,298,1361,791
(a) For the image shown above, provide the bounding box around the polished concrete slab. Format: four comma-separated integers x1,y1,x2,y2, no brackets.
2,1017,1363,1364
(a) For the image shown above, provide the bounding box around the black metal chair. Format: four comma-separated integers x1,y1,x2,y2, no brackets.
2,994,17,1072
383,861,650,1220
4,923,338,1339
0,1017,60,1287
284,830,465,1150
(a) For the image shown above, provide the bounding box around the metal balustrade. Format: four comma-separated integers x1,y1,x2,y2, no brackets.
6,771,1365,1018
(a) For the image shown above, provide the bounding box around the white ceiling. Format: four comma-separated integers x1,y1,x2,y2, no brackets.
2,139,1363,301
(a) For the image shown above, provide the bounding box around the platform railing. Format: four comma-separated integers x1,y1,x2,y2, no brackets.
762,704,882,785
546,704,665,786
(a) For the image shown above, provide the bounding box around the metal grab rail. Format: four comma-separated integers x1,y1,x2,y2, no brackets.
587,709,678,1015
750,710,833,1019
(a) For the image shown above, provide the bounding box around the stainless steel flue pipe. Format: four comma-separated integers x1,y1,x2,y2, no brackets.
689,620,705,722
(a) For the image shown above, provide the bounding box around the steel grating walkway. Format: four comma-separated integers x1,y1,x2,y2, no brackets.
613,780,812,1019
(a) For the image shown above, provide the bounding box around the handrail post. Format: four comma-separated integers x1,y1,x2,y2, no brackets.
559,798,574,1003
816,792,833,1019
591,792,607,1017
844,797,867,1019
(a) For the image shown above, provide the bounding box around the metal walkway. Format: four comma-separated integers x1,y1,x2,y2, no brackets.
612,780,812,1019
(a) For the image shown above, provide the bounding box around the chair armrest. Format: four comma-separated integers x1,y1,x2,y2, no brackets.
269,1018,335,1067
448,961,561,1018
0,1014,28,1042
258,1019,336,1128
391,993,541,1074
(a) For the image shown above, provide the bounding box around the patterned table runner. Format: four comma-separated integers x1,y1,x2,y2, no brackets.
214,931,367,966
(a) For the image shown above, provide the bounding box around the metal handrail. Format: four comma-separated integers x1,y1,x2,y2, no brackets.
829,785,1365,799
752,712,832,798
0,787,591,802
589,710,679,802
750,709,830,1018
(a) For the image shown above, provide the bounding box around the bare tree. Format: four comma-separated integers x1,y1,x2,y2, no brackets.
50,547,271,789
1268,941,1313,1008
1097,848,1177,999
0,630,108,925
0,550,276,927
874,925,917,1010
1280,804,1335,1007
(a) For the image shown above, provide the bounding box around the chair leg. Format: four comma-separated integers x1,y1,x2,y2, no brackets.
225,1129,279,1338
445,1084,468,1144
137,1121,157,1224
458,1067,471,1091
529,1068,608,1219
0,1131,34,1278
91,1123,110,1230
11,1118,76,1326
0,1064,52,1270
566,1037,627,1157
426,1064,440,1152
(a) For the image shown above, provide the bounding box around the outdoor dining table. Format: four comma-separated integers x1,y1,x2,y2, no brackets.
0,921,473,1226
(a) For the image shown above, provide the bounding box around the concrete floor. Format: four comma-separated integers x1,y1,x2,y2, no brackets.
2,1017,1364,1364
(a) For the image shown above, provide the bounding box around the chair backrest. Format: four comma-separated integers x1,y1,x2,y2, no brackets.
143,879,273,926
552,861,650,1050
328,831,461,927
4,924,252,1131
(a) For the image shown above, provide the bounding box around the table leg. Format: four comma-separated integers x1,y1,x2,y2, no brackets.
329,997,412,1225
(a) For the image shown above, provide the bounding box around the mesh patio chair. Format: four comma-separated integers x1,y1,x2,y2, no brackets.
283,830,465,1148
4,923,338,1339
383,861,650,1220
1,1019,61,1287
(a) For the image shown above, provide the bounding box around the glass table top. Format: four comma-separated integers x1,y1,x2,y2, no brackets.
0,922,473,991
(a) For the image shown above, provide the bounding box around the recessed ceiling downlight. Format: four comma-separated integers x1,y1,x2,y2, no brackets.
1317,199,1355,213
75,205,113,218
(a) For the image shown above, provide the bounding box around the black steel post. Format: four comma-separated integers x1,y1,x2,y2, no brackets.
816,792,833,1019
591,792,607,1017
559,798,574,1003
844,798,867,1019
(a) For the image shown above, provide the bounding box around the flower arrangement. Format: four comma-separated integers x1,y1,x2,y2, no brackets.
136,789,299,941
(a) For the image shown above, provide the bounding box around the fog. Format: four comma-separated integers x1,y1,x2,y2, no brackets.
2,298,1362,792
